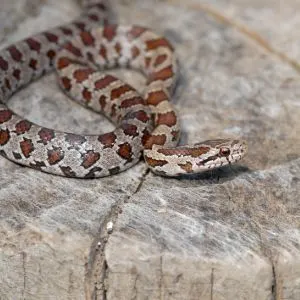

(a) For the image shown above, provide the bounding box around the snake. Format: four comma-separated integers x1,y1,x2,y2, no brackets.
0,0,247,178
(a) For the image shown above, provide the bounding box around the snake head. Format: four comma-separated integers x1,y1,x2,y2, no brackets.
194,138,248,171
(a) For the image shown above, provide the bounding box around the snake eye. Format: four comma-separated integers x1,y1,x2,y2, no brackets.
219,147,230,157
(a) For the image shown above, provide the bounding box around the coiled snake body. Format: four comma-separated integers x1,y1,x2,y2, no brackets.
0,1,247,178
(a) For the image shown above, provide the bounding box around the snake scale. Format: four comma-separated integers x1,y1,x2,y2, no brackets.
0,0,247,178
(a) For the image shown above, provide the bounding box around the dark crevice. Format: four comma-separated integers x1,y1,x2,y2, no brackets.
85,166,150,300
271,261,277,300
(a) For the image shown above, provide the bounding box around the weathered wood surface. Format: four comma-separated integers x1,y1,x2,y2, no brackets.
0,0,300,299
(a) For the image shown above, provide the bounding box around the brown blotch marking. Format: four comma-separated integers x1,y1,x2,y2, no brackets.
146,38,173,51
82,88,92,102
109,166,120,176
64,42,82,57
154,54,167,67
117,143,132,161
30,161,46,170
98,132,116,148
103,25,117,42
4,78,11,90
13,69,21,80
29,59,38,70
141,128,151,146
156,111,177,127
80,31,95,46
110,104,117,118
110,85,132,100
26,38,41,52
87,52,95,63
146,90,168,106
8,46,23,62
158,146,210,158
61,77,72,91
0,56,8,71
0,110,13,123
144,57,151,68
44,32,58,43
125,110,150,123
61,27,73,35
178,161,193,173
0,129,10,146
60,166,76,177
38,128,55,145
131,46,140,59
120,97,144,109
121,123,139,137
81,150,100,169
73,68,94,83
127,26,147,39
47,49,56,60
149,66,174,82
20,138,34,158
114,42,122,55
84,166,103,179
144,155,168,167
74,22,86,31
99,95,107,110
88,14,99,21
15,120,32,134
57,57,71,69
95,75,117,90
144,134,166,149
47,147,64,165
65,134,86,148
13,152,22,160
99,45,107,60
171,130,180,142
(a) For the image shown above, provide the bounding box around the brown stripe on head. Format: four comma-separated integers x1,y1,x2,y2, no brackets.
178,162,193,173
156,111,177,127
144,155,168,167
158,146,210,158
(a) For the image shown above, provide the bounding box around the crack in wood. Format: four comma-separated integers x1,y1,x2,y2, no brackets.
84,167,150,300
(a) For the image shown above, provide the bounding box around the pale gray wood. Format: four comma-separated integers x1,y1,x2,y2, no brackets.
0,0,299,299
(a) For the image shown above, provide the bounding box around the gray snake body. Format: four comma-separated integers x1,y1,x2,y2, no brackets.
0,1,247,178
